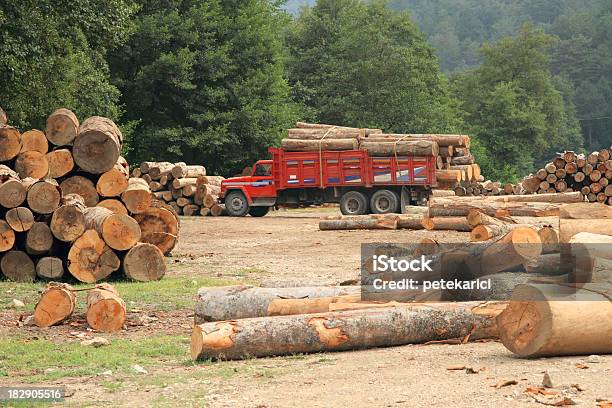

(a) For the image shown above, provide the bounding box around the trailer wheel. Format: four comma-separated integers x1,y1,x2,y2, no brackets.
340,191,369,215
225,191,249,217
370,190,400,214
249,207,270,217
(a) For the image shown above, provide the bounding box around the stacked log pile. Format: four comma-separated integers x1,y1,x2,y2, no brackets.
0,107,175,283
133,162,226,216
521,148,612,203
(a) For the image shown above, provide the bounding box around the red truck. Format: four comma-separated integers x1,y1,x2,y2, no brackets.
219,147,437,217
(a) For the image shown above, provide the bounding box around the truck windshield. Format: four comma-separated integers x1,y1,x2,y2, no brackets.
254,163,271,176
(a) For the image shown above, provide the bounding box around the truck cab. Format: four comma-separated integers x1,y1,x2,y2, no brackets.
219,160,277,217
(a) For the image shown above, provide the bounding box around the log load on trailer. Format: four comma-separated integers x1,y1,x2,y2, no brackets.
219,147,437,216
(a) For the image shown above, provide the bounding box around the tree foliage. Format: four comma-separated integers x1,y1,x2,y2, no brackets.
285,0,462,133
453,25,582,182
0,0,136,129
110,0,300,175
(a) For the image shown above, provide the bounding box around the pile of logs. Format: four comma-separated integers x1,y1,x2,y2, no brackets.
521,148,612,204
133,162,226,216
0,107,176,283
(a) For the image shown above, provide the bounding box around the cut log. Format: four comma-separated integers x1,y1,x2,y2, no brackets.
0,250,35,282
497,283,612,357
0,220,15,252
396,215,425,230
559,218,612,244
45,148,74,178
371,134,469,147
359,140,438,156
49,193,86,242
569,232,612,283
436,170,462,183
148,162,174,180
36,257,65,280
182,185,196,197
521,175,541,193
60,176,99,207
20,129,48,154
122,243,166,281
210,203,226,216
199,176,224,187
466,209,513,229
200,207,210,216
319,215,398,230
191,302,500,360
433,192,583,205
450,165,473,181
5,207,34,232
195,285,361,322
96,156,129,197
0,126,22,161
429,201,561,218
451,154,475,165
26,222,54,255
132,202,179,255
288,128,373,139
45,108,79,146
560,203,612,219
97,199,128,215
27,179,61,214
172,177,197,189
83,207,141,251
421,216,470,231
281,139,358,152
149,181,164,192
464,227,542,277
171,165,206,179
86,283,126,332
34,283,76,327
67,230,120,283
73,116,123,173
121,178,151,214
182,204,200,216
295,122,382,134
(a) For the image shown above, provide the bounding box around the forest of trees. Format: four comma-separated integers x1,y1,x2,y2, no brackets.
1,0,610,181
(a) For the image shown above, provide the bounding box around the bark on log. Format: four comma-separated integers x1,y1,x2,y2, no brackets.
0,166,25,209
560,203,612,219
287,128,373,139
45,108,79,146
121,178,151,214
421,216,471,231
0,106,6,126
191,302,500,360
20,129,48,154
60,176,99,207
50,193,86,242
522,254,563,275
182,204,200,216
171,165,206,179
132,202,179,255
396,215,425,230
433,192,583,205
45,148,74,178
559,219,612,244
210,203,226,216
319,215,398,230
1,250,35,282
295,122,382,134
5,207,34,232
86,283,126,332
172,177,197,189
359,140,438,157
97,199,128,215
569,232,612,283
176,197,192,207
436,170,462,183
369,134,470,147
195,285,361,322
0,220,15,252
26,222,53,255
199,176,224,187
27,179,61,214
0,126,21,162
96,156,129,197
67,230,120,283
497,283,612,357
73,116,123,173
148,162,175,180
34,283,76,327
281,139,358,152
451,154,475,165
36,257,65,280
429,201,561,217
83,207,141,251
122,243,166,281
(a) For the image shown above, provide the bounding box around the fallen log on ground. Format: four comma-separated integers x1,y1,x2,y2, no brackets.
86,283,126,332
194,285,361,323
421,216,471,231
522,254,563,275
429,200,561,217
34,283,76,327
569,232,612,283
191,302,503,360
560,202,612,219
319,215,399,230
497,283,612,357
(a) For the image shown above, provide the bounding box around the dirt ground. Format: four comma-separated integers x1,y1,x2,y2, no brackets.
2,209,611,407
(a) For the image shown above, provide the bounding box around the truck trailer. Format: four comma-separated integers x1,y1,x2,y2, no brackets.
219,147,437,216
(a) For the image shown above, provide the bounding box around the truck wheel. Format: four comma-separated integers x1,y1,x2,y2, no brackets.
225,191,249,217
340,191,369,215
249,207,270,217
370,190,400,214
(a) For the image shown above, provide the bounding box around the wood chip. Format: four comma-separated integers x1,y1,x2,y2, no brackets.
493,379,517,389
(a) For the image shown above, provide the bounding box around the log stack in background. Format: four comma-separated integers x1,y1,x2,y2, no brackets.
0,107,175,284
133,162,226,217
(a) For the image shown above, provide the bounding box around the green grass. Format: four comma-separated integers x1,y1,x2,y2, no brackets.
0,277,243,312
0,335,189,383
